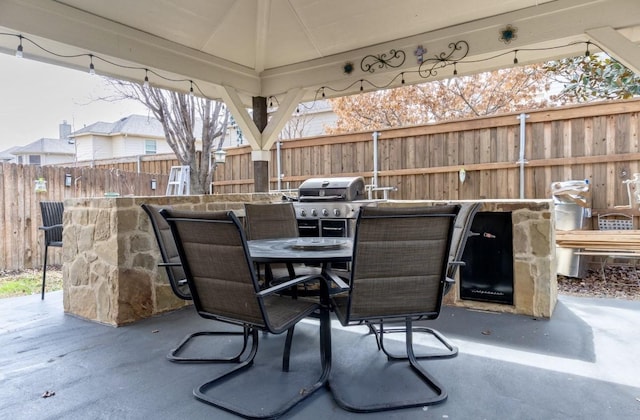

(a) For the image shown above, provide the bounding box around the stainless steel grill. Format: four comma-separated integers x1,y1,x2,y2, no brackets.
292,176,377,239
298,176,365,202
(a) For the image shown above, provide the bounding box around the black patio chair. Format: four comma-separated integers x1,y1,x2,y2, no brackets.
142,203,250,363
244,202,321,294
161,208,329,419
368,202,481,358
39,201,64,300
329,205,460,412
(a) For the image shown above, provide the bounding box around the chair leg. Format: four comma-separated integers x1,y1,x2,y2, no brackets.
41,245,49,300
194,311,331,419
282,326,295,372
330,319,451,413
167,326,253,363
370,321,458,361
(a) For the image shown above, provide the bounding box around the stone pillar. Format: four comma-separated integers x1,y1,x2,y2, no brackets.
62,193,281,326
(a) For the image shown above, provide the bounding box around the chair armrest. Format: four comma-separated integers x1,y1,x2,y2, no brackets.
158,262,181,267
257,274,322,297
39,224,63,231
324,270,350,291
448,260,465,268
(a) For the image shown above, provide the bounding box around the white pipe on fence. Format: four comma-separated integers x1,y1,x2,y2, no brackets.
517,113,529,199
276,140,282,191
372,131,379,189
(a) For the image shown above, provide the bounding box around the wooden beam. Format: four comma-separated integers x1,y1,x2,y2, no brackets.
587,26,640,75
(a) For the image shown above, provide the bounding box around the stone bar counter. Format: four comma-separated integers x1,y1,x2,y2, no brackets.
380,199,557,318
62,193,281,326
63,196,556,326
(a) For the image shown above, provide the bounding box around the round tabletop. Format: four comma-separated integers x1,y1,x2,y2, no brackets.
248,237,353,264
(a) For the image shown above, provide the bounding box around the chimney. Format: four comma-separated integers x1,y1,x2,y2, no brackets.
59,120,72,140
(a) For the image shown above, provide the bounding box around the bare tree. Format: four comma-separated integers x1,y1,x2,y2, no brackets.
278,109,315,140
107,80,229,194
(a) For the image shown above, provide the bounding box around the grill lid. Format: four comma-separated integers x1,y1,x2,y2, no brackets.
298,176,365,201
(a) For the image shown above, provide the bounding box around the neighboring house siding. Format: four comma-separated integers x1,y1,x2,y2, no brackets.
76,136,113,161
301,111,337,137
42,154,75,165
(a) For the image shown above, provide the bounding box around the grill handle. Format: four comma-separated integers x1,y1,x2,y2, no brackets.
298,195,345,201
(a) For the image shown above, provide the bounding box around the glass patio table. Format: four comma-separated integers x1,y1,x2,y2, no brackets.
247,236,352,392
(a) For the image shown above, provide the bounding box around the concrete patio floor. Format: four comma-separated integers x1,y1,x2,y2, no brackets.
1,291,639,419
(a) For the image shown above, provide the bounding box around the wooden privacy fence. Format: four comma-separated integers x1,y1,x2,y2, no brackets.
76,99,640,211
0,163,168,271
211,99,640,211
3,98,640,271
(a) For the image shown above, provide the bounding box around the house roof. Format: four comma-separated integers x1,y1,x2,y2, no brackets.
11,138,75,156
71,114,165,138
0,146,20,161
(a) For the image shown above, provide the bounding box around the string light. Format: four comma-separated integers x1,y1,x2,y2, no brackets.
15,35,23,58
0,32,208,98
0,32,613,110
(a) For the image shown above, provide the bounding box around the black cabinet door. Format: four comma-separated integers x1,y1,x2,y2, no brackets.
460,212,514,305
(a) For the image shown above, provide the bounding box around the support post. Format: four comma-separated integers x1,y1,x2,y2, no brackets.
253,96,269,192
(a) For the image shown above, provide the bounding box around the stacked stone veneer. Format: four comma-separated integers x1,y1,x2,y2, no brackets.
62,193,280,326
380,199,557,318
63,196,557,326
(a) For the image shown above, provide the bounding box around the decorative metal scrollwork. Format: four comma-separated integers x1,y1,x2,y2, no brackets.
360,49,406,73
417,40,469,78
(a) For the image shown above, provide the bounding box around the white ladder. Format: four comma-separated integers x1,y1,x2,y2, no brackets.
166,166,190,195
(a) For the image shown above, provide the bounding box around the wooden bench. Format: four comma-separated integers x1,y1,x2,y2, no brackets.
556,230,640,282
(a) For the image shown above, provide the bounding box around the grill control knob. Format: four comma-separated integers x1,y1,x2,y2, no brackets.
322,208,329,217
311,208,318,217
333,208,341,217
300,209,307,217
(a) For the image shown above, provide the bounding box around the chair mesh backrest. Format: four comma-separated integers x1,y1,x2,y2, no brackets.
162,209,265,327
244,203,299,240
447,202,481,279
347,205,459,321
40,201,64,245
141,204,191,300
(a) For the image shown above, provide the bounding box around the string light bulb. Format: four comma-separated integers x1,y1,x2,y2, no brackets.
189,80,194,96
585,41,591,57
143,69,150,88
88,54,95,75
15,35,23,58
401,72,405,84
359,80,364,92
453,63,458,76
513,50,519,65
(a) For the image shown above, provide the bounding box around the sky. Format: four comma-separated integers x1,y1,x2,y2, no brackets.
0,53,148,151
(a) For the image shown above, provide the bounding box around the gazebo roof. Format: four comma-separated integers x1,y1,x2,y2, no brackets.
1,0,639,191
1,0,639,105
